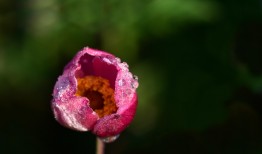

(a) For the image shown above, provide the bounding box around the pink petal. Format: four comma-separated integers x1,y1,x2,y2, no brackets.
52,47,139,137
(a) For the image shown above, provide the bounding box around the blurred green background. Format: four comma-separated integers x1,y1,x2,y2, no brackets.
1,0,262,153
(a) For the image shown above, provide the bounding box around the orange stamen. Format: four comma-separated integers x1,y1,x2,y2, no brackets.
76,76,117,118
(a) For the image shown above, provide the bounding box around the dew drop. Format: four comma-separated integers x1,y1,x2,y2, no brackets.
100,134,120,143
131,75,139,89
132,82,138,89
55,78,71,100
121,91,128,98
133,75,138,81
57,78,70,91
123,89,132,97
118,79,126,86
122,62,129,68
103,57,113,64
115,57,121,63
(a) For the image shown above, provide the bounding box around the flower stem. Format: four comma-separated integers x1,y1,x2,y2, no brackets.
96,137,105,154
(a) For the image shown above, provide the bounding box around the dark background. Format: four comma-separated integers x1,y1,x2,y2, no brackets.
1,0,262,153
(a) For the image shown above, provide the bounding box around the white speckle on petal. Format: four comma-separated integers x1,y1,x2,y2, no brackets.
55,104,88,131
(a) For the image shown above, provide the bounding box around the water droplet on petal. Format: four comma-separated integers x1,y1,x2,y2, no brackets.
103,57,113,64
56,78,70,100
133,75,138,81
131,75,139,89
115,57,121,63
118,79,126,86
122,62,129,68
100,134,120,143
58,78,70,90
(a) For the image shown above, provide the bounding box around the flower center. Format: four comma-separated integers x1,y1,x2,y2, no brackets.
76,76,117,118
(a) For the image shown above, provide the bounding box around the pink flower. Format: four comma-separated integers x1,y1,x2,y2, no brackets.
51,47,138,139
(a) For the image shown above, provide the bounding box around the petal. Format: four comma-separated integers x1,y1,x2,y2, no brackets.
52,97,98,131
93,93,138,137
52,71,99,131
92,56,118,89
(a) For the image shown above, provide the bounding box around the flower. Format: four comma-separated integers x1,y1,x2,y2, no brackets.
51,47,139,138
